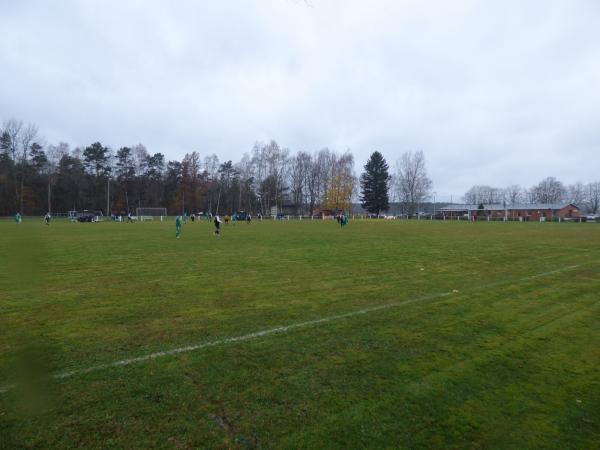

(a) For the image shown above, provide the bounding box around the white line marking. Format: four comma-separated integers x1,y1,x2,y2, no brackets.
0,265,580,394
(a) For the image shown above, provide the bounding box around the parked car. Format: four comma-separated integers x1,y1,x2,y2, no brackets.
585,214,599,221
77,213,95,222
76,210,102,222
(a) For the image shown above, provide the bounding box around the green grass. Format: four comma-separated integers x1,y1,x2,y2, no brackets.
1,218,599,449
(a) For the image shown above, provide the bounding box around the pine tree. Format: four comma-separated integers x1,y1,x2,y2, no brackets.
360,151,390,215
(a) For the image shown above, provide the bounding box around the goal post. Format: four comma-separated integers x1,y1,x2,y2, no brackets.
136,207,168,222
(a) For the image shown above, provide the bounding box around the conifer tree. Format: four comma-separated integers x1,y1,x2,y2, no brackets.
360,151,390,215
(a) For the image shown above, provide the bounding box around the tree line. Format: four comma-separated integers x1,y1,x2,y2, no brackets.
0,117,440,217
462,177,600,213
6,116,594,218
0,118,361,216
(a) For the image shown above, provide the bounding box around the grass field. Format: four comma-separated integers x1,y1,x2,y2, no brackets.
1,218,599,449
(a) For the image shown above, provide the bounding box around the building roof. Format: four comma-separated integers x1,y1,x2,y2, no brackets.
508,203,578,210
440,203,578,212
440,204,501,211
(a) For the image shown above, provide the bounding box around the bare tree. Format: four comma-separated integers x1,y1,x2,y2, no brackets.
396,151,432,215
316,148,334,206
45,142,69,213
2,119,31,211
503,185,525,205
388,174,402,208
529,177,566,203
289,151,310,214
132,144,149,178
182,152,202,213
180,152,203,214
463,185,502,204
18,123,38,213
235,153,254,212
251,140,289,214
266,140,289,211
305,152,322,216
2,119,21,211
251,143,267,214
215,160,237,215
585,182,600,214
566,182,585,205
297,151,313,214
203,154,220,213
3,118,23,162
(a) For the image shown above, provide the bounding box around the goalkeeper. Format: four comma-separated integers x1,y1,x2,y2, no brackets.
175,215,182,239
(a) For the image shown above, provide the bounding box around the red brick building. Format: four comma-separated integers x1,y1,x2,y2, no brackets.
440,203,580,221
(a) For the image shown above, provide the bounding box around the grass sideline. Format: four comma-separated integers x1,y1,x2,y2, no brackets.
1,219,599,449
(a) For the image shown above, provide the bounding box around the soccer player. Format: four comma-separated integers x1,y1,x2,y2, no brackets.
213,215,222,236
127,212,133,223
175,215,182,239
246,214,251,224
44,212,51,226
339,213,348,227
15,212,21,224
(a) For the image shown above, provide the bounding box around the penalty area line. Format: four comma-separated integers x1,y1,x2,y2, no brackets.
0,264,580,394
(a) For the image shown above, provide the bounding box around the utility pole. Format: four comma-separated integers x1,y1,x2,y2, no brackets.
106,176,110,217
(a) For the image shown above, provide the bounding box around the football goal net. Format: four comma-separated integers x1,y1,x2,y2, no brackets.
136,207,168,221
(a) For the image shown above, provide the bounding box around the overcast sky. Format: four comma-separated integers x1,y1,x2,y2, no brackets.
1,0,599,200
